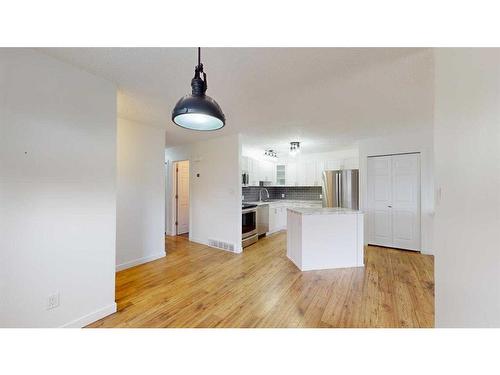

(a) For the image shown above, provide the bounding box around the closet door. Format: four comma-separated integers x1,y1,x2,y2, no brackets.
367,156,393,247
367,153,420,251
391,154,420,250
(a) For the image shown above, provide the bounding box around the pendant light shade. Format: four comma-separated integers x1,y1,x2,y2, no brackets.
172,48,225,131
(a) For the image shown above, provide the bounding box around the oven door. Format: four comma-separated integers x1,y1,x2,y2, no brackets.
242,208,257,239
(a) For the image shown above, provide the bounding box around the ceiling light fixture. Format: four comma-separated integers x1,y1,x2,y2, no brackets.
290,142,300,156
264,149,278,158
172,47,225,131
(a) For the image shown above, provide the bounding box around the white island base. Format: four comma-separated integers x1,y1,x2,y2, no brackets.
286,208,364,271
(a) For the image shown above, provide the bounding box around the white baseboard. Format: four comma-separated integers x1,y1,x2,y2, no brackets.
116,252,166,272
189,237,208,246
61,302,117,328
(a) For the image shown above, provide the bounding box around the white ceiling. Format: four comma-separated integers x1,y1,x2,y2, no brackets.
40,48,433,154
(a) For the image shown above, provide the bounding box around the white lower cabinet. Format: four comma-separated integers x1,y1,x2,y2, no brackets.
269,205,278,233
267,201,322,234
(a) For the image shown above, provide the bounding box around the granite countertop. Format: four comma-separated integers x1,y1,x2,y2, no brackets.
243,199,323,206
287,207,363,215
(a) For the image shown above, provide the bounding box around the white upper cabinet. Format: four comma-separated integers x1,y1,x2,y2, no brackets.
259,160,276,184
325,159,341,170
343,157,359,170
248,158,259,186
286,163,298,186
241,156,249,173
315,160,325,186
293,160,325,186
242,156,277,185
242,150,359,187
276,164,286,185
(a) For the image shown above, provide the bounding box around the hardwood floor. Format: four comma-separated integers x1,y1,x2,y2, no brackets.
88,232,434,328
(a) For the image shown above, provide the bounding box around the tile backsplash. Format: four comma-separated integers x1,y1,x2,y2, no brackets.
242,186,322,201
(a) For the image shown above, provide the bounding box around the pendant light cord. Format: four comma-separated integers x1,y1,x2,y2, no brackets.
191,47,207,95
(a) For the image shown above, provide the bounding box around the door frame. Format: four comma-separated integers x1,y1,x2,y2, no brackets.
168,159,190,237
366,152,421,251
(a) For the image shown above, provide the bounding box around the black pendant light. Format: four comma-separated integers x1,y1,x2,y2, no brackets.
172,47,225,131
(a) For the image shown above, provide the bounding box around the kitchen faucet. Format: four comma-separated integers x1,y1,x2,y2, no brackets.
259,188,270,202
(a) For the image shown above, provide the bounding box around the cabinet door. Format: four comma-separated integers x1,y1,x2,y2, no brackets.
315,160,325,186
268,205,277,232
325,159,341,170
250,158,260,185
257,160,274,183
268,163,277,185
279,207,287,228
343,157,359,170
286,162,297,186
304,161,316,186
276,164,286,185
241,156,249,172
296,161,306,185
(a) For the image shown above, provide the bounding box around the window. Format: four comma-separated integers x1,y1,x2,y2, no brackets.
276,165,286,185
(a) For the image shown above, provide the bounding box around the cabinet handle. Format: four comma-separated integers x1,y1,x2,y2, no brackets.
388,205,392,208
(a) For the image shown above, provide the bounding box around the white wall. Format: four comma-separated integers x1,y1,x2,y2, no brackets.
116,117,166,271
434,48,500,327
0,49,117,327
165,134,242,252
358,129,434,254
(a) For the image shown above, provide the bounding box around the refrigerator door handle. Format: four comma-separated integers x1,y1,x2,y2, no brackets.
335,173,340,207
339,173,342,207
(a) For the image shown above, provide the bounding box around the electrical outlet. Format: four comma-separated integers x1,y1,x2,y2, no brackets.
281,193,285,198
47,293,60,310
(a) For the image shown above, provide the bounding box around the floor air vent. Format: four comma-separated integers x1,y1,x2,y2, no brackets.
208,239,235,252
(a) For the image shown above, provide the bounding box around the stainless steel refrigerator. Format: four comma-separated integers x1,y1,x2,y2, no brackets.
322,169,359,209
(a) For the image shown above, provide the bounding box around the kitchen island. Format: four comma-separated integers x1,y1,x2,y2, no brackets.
286,207,364,271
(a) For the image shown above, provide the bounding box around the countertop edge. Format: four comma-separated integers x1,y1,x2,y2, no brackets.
287,207,363,215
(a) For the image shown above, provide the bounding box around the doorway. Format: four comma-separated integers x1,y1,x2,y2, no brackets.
367,153,421,251
173,160,189,236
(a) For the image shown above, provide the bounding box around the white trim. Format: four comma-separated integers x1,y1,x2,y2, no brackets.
115,252,165,272
189,236,208,246
60,303,117,328
167,159,191,237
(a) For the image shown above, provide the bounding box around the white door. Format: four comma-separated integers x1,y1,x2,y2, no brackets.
367,153,420,251
391,154,420,250
367,156,393,247
176,160,189,235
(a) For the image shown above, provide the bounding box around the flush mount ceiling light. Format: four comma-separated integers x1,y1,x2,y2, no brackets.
290,142,300,156
172,47,225,131
264,149,278,158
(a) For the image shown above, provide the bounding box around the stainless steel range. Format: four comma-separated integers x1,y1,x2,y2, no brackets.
242,203,258,248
